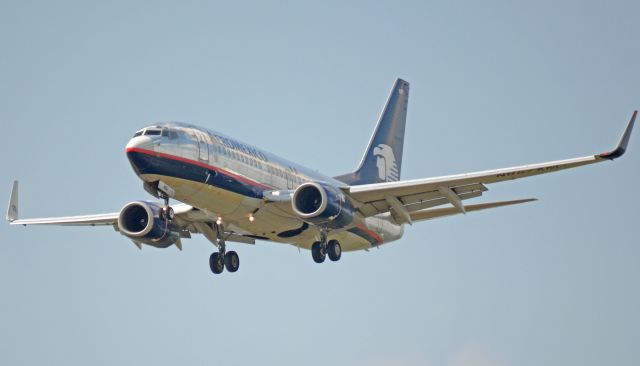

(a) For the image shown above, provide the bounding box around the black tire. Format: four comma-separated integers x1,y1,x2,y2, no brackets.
224,251,240,273
209,252,225,274
327,240,342,262
311,242,325,263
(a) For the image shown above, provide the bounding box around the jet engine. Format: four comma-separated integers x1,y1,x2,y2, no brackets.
292,182,355,229
117,201,180,248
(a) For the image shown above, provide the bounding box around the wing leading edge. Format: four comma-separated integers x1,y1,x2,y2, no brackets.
347,111,636,220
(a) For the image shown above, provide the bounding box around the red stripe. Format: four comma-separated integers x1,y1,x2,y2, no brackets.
126,147,274,190
356,224,383,244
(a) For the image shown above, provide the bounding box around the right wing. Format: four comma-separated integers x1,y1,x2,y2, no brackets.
6,181,120,226
346,111,636,223
6,181,256,247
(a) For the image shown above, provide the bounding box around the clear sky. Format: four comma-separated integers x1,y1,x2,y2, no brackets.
1,1,638,365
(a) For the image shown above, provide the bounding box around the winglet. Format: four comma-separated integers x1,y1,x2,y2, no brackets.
6,180,18,222
599,110,636,160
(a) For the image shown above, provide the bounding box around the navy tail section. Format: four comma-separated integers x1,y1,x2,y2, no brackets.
335,78,409,185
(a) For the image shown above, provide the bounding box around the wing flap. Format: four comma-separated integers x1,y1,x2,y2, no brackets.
410,198,537,222
356,183,487,217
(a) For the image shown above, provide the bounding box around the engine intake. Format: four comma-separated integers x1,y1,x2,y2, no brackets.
292,182,354,229
118,201,179,248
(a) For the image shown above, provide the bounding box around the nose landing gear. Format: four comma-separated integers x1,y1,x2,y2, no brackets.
158,190,174,221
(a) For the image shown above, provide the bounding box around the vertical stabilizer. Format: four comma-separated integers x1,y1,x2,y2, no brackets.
7,181,18,222
335,79,409,185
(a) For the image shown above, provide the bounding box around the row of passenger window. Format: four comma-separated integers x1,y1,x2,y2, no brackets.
211,143,305,185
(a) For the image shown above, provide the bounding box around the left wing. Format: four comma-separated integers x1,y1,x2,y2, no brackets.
346,111,636,223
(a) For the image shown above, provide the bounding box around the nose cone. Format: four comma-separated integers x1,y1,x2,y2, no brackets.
126,135,155,152
126,135,157,178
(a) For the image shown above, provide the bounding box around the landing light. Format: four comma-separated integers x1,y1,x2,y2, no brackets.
249,214,255,222
216,216,222,225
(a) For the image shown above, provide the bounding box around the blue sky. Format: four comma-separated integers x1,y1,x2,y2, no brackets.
1,1,638,365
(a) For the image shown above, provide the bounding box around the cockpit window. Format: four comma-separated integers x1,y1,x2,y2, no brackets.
144,129,162,136
161,128,169,137
133,131,143,137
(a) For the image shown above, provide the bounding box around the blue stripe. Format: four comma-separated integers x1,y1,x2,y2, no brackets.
127,151,265,199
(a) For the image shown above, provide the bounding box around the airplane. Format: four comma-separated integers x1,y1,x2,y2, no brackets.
6,79,636,275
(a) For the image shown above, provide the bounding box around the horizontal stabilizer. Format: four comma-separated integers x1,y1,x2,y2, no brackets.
410,198,537,222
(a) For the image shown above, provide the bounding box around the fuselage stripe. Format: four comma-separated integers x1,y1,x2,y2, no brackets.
125,147,275,191
350,225,383,245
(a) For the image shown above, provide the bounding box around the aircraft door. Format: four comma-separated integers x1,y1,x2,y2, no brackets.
285,168,296,190
196,131,209,161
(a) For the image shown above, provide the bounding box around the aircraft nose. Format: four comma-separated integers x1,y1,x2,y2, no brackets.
125,135,155,152
126,135,156,178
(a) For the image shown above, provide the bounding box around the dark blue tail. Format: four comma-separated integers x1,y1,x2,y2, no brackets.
334,78,409,185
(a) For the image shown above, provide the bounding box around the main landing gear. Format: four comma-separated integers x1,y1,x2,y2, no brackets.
208,223,240,275
209,244,240,274
311,230,342,264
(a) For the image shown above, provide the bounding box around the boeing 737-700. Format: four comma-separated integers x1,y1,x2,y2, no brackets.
6,79,636,275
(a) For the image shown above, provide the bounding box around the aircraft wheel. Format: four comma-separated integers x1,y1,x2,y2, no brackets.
327,240,342,262
311,242,326,263
209,252,225,274
224,251,240,272
162,206,174,220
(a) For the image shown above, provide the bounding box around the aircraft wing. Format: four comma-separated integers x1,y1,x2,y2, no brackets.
346,111,636,223
6,182,256,246
5,181,118,226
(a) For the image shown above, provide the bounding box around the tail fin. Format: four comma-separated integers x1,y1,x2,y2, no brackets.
335,78,409,185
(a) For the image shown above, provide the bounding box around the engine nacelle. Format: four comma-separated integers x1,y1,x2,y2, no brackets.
117,201,180,248
292,182,355,229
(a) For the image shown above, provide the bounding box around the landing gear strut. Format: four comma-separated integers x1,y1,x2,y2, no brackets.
311,229,342,263
159,191,174,220
208,223,240,275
